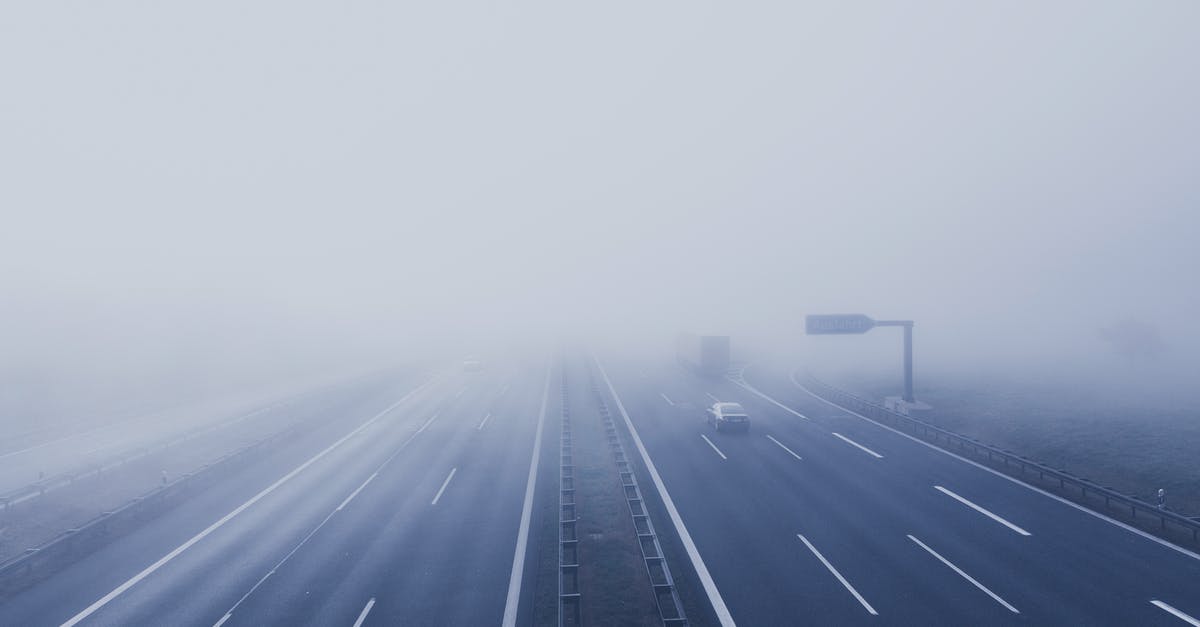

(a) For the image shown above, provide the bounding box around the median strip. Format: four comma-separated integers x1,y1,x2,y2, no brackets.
595,357,737,627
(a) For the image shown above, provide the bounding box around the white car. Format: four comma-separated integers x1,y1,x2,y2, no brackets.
705,402,749,433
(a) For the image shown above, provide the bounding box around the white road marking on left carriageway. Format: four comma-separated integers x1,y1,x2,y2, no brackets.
337,472,378,511
431,467,457,505
417,412,440,434
352,598,376,627
58,380,436,627
501,366,551,627
209,385,446,626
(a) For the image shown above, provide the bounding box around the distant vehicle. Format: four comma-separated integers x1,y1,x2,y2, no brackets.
676,333,731,376
706,402,749,433
463,358,484,372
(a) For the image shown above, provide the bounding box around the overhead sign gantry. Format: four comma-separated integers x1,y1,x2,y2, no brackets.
806,314,916,403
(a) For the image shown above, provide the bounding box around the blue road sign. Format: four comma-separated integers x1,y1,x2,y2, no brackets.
805,314,876,335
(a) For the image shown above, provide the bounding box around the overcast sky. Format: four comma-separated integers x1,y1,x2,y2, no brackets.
2,2,1198,386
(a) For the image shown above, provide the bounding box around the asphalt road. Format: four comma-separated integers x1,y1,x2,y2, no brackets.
0,360,549,627
4,355,1200,626
596,356,1200,626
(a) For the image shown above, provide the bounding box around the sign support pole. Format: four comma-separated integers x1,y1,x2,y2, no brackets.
875,320,915,403
806,314,916,404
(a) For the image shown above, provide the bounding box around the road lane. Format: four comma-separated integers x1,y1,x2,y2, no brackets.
734,362,1200,624
599,356,1200,625
5,355,1200,626
212,362,548,626
0,372,445,627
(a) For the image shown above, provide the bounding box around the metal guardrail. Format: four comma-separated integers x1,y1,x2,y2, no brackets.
0,423,302,597
590,370,688,626
559,367,581,626
0,369,395,512
803,373,1200,545
0,399,298,511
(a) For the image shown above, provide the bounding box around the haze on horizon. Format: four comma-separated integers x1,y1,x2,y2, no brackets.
3,2,1198,404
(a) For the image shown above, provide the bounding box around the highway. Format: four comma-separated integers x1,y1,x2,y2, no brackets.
597,356,1200,626
2,355,1200,625
0,360,550,627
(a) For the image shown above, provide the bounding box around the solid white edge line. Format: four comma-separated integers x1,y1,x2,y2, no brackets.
595,357,737,627
832,432,884,459
765,434,803,461
700,434,728,460
784,370,1200,562
60,380,433,627
352,597,376,627
501,365,551,627
797,534,878,616
728,377,809,420
477,412,492,430
337,472,378,511
706,392,721,403
907,534,1019,613
431,467,458,505
1152,600,1200,626
934,486,1031,536
661,393,675,406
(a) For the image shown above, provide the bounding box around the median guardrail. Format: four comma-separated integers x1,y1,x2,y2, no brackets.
558,366,581,626
803,373,1200,547
590,368,688,626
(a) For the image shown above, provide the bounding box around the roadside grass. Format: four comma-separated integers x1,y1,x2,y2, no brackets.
838,373,1200,517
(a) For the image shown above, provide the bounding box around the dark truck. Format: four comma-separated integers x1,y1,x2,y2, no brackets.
675,333,731,376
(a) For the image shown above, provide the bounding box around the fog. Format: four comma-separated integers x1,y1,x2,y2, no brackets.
3,1,1199,413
